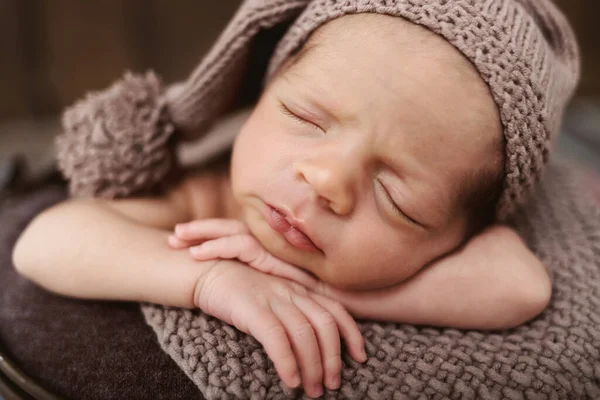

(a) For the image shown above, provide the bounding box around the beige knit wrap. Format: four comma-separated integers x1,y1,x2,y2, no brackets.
56,0,580,219
140,158,600,398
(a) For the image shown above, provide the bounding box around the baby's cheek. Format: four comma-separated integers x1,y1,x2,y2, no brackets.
318,260,376,291
323,255,426,291
319,270,359,291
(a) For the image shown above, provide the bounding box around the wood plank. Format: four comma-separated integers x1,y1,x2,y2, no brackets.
42,0,141,112
149,0,241,82
553,0,600,98
1,0,599,122
0,0,32,120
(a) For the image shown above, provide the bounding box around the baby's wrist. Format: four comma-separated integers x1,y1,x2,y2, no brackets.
191,259,222,309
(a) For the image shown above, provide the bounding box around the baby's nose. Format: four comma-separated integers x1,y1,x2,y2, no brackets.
293,160,355,215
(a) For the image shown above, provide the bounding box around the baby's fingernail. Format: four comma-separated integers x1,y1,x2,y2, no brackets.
312,385,323,397
359,348,367,362
190,245,203,255
175,224,187,234
328,374,340,389
168,235,182,246
290,373,301,388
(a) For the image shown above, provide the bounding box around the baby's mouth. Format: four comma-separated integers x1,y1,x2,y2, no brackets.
263,205,321,253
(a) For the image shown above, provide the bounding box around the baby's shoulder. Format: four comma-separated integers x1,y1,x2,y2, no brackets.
178,169,225,220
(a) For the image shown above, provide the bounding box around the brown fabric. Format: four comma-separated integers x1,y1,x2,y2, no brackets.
55,0,579,220
0,185,202,400
141,161,600,399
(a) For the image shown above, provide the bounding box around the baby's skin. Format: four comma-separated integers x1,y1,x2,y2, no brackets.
13,14,551,399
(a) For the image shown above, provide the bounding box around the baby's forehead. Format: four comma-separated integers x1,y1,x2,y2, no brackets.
286,16,495,113
307,14,458,60
290,13,480,88
296,15,496,119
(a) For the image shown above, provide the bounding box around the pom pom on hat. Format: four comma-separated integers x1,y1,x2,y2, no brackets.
56,71,175,198
56,1,307,198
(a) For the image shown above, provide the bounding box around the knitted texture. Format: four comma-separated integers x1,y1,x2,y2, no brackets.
54,0,579,219
141,161,600,399
56,72,175,198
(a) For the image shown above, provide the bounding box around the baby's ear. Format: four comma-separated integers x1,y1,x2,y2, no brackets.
56,71,176,199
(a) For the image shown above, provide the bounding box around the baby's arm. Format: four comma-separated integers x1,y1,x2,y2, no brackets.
12,179,214,307
12,181,365,395
174,221,550,330
323,225,551,330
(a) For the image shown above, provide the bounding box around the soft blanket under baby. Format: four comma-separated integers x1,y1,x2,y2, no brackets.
141,161,600,399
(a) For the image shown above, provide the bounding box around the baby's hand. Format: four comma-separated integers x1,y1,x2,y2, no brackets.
195,261,366,397
170,220,367,396
169,219,319,289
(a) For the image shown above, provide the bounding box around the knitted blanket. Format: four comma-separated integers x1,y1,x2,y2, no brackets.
141,162,600,399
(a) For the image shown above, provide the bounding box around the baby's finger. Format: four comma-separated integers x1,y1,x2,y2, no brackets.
167,234,192,249
175,219,249,241
271,302,324,398
252,252,319,289
245,309,301,390
189,235,257,261
168,233,210,249
190,235,319,288
292,294,342,391
309,293,367,364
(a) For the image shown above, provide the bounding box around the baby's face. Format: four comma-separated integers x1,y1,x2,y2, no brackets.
231,14,501,290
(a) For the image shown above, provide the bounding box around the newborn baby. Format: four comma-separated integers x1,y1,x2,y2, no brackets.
190,13,507,290
14,12,553,399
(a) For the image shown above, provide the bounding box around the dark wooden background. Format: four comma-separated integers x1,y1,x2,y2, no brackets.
0,0,598,123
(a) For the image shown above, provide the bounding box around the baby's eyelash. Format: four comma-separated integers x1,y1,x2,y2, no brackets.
375,179,420,226
278,102,322,130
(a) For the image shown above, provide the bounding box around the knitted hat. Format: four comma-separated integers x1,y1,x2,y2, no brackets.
56,0,580,220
